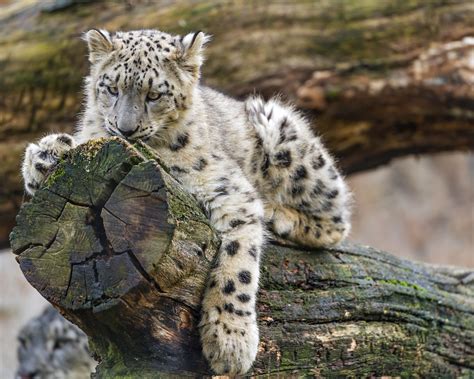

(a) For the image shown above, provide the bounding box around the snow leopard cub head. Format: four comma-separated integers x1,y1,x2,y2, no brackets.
16,306,96,379
83,29,210,140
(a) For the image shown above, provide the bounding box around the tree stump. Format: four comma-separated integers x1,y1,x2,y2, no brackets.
10,139,474,377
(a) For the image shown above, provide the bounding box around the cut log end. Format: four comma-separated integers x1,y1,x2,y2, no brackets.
10,138,218,376
10,139,474,377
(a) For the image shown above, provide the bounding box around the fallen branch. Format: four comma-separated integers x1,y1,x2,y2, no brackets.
10,139,474,377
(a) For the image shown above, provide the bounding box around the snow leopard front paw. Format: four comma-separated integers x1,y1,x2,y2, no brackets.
200,301,258,376
22,133,76,195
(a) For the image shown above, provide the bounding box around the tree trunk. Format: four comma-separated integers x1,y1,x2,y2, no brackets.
10,139,474,378
1,0,474,247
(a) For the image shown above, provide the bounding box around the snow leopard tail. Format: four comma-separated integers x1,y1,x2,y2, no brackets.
244,95,352,247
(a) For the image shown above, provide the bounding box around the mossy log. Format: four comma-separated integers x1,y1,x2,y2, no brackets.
10,139,474,378
2,0,474,247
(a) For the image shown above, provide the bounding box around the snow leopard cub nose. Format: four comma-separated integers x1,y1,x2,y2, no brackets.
118,125,139,138
116,95,141,138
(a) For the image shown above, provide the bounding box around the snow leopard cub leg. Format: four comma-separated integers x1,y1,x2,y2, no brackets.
190,158,265,375
245,96,351,247
22,134,76,195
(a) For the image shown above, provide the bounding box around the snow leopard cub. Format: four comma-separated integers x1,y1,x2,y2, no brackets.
16,306,96,379
21,28,351,375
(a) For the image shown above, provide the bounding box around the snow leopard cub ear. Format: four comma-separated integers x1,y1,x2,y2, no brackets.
178,31,211,76
83,29,114,64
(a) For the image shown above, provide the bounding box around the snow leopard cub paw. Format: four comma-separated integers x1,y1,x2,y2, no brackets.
22,133,76,195
200,304,258,375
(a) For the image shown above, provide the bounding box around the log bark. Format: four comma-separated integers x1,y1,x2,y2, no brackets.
1,0,474,247
10,139,474,378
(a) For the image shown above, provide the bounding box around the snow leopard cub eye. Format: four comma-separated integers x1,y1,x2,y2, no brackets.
106,84,118,96
83,29,210,140
146,91,162,102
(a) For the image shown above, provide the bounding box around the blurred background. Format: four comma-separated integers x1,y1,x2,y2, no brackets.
1,0,473,377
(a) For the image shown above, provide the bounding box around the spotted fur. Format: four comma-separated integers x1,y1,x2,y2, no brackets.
21,28,352,375
16,306,96,379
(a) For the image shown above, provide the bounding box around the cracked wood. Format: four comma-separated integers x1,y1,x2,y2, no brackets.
9,138,474,378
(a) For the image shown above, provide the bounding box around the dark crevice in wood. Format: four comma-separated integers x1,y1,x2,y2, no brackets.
89,205,115,258
126,250,163,293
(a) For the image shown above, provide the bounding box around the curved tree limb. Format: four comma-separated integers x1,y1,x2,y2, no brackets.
238,37,474,174
10,139,474,377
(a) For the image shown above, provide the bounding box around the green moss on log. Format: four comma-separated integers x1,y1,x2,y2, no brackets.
10,138,474,377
